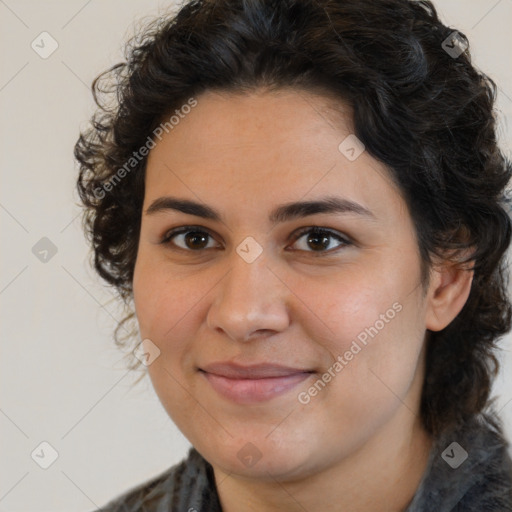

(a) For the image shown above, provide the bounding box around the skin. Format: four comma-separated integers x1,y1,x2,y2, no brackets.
132,89,473,511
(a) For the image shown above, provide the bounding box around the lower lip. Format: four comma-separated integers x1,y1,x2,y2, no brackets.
201,371,313,404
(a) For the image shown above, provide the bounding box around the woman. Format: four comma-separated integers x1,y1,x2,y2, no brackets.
75,0,512,510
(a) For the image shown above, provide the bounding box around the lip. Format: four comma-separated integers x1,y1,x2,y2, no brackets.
199,362,314,403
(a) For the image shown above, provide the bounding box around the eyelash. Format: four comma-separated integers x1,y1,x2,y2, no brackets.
159,225,352,256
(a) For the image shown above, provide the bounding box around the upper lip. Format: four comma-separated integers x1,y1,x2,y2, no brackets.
200,362,314,379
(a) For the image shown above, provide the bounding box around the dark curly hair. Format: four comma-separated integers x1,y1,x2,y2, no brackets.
75,0,512,438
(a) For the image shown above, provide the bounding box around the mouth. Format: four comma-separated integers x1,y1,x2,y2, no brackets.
198,362,315,404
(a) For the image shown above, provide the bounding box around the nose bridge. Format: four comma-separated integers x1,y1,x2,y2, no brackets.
207,245,290,341
236,255,274,300
223,247,279,312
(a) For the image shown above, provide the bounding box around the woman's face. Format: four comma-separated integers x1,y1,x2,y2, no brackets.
133,89,434,480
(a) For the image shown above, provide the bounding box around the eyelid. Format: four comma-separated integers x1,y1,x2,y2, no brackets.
290,226,352,244
160,225,221,246
287,226,353,254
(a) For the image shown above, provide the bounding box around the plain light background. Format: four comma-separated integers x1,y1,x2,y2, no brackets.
0,1,511,510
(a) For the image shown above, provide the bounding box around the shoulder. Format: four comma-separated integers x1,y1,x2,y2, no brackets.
94,447,222,512
407,412,512,512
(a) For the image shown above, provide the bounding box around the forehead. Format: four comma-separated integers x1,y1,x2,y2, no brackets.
144,89,407,225
149,88,354,164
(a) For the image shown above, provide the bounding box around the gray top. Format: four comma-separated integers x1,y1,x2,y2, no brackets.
95,413,512,511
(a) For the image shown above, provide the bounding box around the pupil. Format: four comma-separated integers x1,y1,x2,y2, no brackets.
308,234,329,251
186,232,208,249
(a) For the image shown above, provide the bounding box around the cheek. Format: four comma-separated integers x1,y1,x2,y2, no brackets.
132,257,220,387
309,269,403,351
132,260,212,428
133,261,165,338
133,257,201,338
309,261,426,392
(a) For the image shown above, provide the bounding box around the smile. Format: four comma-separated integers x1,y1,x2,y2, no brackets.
199,363,314,404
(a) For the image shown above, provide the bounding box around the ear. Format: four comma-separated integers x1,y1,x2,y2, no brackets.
425,258,474,332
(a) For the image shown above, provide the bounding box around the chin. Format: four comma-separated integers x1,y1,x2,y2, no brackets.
194,429,324,481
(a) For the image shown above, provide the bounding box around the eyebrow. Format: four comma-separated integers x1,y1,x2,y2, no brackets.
145,195,375,224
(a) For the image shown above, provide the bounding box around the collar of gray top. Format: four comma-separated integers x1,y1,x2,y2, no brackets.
99,412,512,512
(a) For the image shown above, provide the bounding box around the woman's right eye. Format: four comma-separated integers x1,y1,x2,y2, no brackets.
160,227,220,251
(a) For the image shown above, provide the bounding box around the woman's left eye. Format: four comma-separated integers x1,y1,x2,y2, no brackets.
160,226,351,254
289,227,351,254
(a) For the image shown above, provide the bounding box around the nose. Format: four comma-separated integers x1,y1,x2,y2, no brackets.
206,248,291,343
